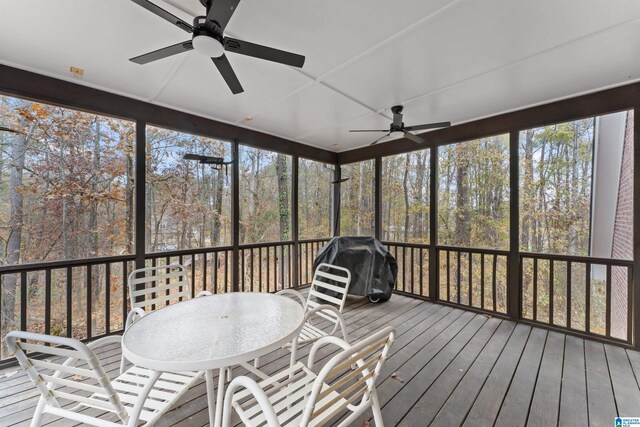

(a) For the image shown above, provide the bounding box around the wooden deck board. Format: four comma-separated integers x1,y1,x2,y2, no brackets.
527,331,565,426
585,340,618,427
558,336,589,427
604,344,640,417
1,292,639,427
462,323,531,427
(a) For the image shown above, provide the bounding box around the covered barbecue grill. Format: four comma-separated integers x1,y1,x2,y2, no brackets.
312,236,397,303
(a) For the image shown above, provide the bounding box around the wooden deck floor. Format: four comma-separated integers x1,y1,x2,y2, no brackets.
2,292,640,426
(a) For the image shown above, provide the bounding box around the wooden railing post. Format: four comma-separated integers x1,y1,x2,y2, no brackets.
508,130,520,321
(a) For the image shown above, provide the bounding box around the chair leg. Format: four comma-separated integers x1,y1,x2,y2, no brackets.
30,397,47,427
371,390,384,427
289,338,298,368
205,370,216,427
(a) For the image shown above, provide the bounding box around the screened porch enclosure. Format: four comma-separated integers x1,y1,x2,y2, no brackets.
0,65,640,369
0,70,639,427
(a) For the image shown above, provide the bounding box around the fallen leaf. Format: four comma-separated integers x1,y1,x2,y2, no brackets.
1,370,18,379
362,421,370,427
391,372,404,383
72,375,84,381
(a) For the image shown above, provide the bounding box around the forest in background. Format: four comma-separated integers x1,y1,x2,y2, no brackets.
0,93,634,356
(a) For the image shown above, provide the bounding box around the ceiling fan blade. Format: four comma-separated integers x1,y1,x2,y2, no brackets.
224,38,305,68
349,130,388,133
404,121,451,132
212,55,244,94
370,133,391,146
206,0,241,32
130,40,193,64
183,154,208,161
130,0,193,32
404,132,425,144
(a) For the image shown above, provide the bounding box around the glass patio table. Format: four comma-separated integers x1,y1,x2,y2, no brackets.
122,292,305,427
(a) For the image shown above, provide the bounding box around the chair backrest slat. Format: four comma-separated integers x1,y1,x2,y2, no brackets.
306,263,351,314
308,289,343,307
128,264,191,312
5,331,129,424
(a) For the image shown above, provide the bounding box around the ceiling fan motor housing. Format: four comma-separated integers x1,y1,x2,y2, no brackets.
192,17,225,57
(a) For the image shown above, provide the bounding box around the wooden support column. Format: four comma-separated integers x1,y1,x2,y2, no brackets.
134,120,146,271
292,155,300,288
633,107,640,349
332,165,341,237
232,140,240,292
428,147,439,300
508,130,520,321
374,157,382,240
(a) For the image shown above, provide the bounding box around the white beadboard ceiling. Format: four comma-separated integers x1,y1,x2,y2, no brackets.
1,0,640,153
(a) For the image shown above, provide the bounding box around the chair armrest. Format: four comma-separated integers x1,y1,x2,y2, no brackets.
304,304,350,355
125,307,146,330
308,334,351,369
276,289,306,308
86,335,122,350
222,376,279,427
196,291,213,298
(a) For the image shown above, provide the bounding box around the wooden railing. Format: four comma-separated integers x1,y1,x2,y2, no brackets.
0,255,135,363
0,238,332,364
520,252,634,345
437,246,509,315
239,242,294,293
145,246,234,295
382,242,430,297
298,238,331,285
1,238,635,364
377,241,634,346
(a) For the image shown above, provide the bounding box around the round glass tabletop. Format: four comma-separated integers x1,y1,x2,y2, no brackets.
122,292,305,372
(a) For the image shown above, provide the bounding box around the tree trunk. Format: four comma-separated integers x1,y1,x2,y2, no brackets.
403,154,411,242
2,116,30,331
89,119,101,322
276,154,289,286
455,145,471,246
521,129,534,251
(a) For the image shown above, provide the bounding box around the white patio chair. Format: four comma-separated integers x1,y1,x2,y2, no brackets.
6,331,198,427
254,263,351,369
222,326,395,427
125,264,212,330
122,264,213,375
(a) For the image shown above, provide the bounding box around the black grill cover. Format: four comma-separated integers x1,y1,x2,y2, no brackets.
313,237,397,301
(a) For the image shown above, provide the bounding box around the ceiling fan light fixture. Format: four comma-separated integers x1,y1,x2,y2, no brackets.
390,130,405,138
192,35,225,58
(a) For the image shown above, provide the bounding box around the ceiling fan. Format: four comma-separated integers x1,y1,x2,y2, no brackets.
129,0,305,94
349,105,451,145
